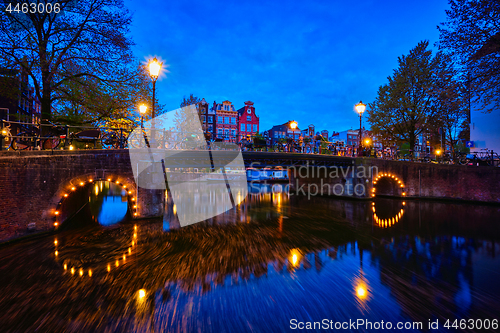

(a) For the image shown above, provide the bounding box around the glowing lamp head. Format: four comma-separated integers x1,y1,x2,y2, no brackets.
139,104,148,115
355,101,366,115
357,286,366,297
436,149,442,155
290,121,298,130
148,58,162,78
69,145,74,151
365,139,371,145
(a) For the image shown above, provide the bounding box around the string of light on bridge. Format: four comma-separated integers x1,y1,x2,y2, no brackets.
52,177,139,227
371,173,406,198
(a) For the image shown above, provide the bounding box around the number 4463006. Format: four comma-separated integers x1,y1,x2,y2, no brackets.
444,319,498,330
5,2,61,14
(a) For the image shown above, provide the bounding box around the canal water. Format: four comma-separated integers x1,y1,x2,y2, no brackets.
0,182,499,332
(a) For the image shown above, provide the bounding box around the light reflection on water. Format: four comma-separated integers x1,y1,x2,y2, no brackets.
89,180,128,226
0,183,499,332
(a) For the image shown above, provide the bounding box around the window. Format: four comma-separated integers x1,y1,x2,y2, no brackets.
241,124,245,132
224,105,229,111
201,115,206,123
253,124,257,132
231,129,236,136
247,124,252,132
208,116,213,123
274,132,278,138
224,129,230,136
208,125,213,131
218,129,223,135
231,117,236,124
224,117,229,124
217,116,223,123
247,115,251,121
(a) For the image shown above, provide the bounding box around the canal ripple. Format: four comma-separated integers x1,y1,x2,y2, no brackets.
0,187,499,332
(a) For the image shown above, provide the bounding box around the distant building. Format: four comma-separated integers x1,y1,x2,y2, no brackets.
213,100,237,142
236,101,259,141
267,120,301,145
300,124,315,138
320,130,329,139
336,129,361,156
197,98,210,136
0,67,41,133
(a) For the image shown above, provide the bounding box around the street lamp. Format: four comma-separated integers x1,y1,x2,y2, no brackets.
435,149,442,163
355,101,366,157
139,104,147,127
290,120,298,130
148,57,162,146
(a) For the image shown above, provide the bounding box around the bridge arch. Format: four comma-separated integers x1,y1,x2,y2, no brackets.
51,174,138,227
371,172,406,198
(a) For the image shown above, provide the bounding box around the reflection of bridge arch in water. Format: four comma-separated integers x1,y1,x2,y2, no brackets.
371,201,405,228
371,172,406,198
51,176,137,227
53,224,142,278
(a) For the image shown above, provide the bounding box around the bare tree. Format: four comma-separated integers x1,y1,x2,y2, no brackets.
0,0,136,122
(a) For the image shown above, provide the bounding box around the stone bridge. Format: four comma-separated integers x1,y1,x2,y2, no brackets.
0,149,499,243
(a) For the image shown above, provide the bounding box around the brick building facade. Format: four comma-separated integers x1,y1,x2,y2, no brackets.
236,101,259,141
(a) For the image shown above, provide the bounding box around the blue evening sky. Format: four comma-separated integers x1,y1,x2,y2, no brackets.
124,0,450,134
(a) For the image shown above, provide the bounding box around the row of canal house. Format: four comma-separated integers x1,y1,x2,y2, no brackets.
197,99,260,143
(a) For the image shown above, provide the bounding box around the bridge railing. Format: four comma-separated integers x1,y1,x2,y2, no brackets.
2,120,498,165
0,119,350,155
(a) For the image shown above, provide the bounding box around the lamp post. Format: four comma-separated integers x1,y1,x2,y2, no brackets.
148,57,162,147
355,101,366,157
139,104,147,128
287,121,298,153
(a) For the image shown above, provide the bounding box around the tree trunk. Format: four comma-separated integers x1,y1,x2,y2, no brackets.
409,133,416,161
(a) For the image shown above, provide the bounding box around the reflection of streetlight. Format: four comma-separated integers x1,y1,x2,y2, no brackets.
355,101,366,157
289,248,302,268
148,57,162,146
356,285,367,298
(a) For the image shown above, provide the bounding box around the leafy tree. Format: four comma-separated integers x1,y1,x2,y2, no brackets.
368,41,442,158
53,64,156,130
438,0,500,113
0,0,136,122
430,53,469,159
